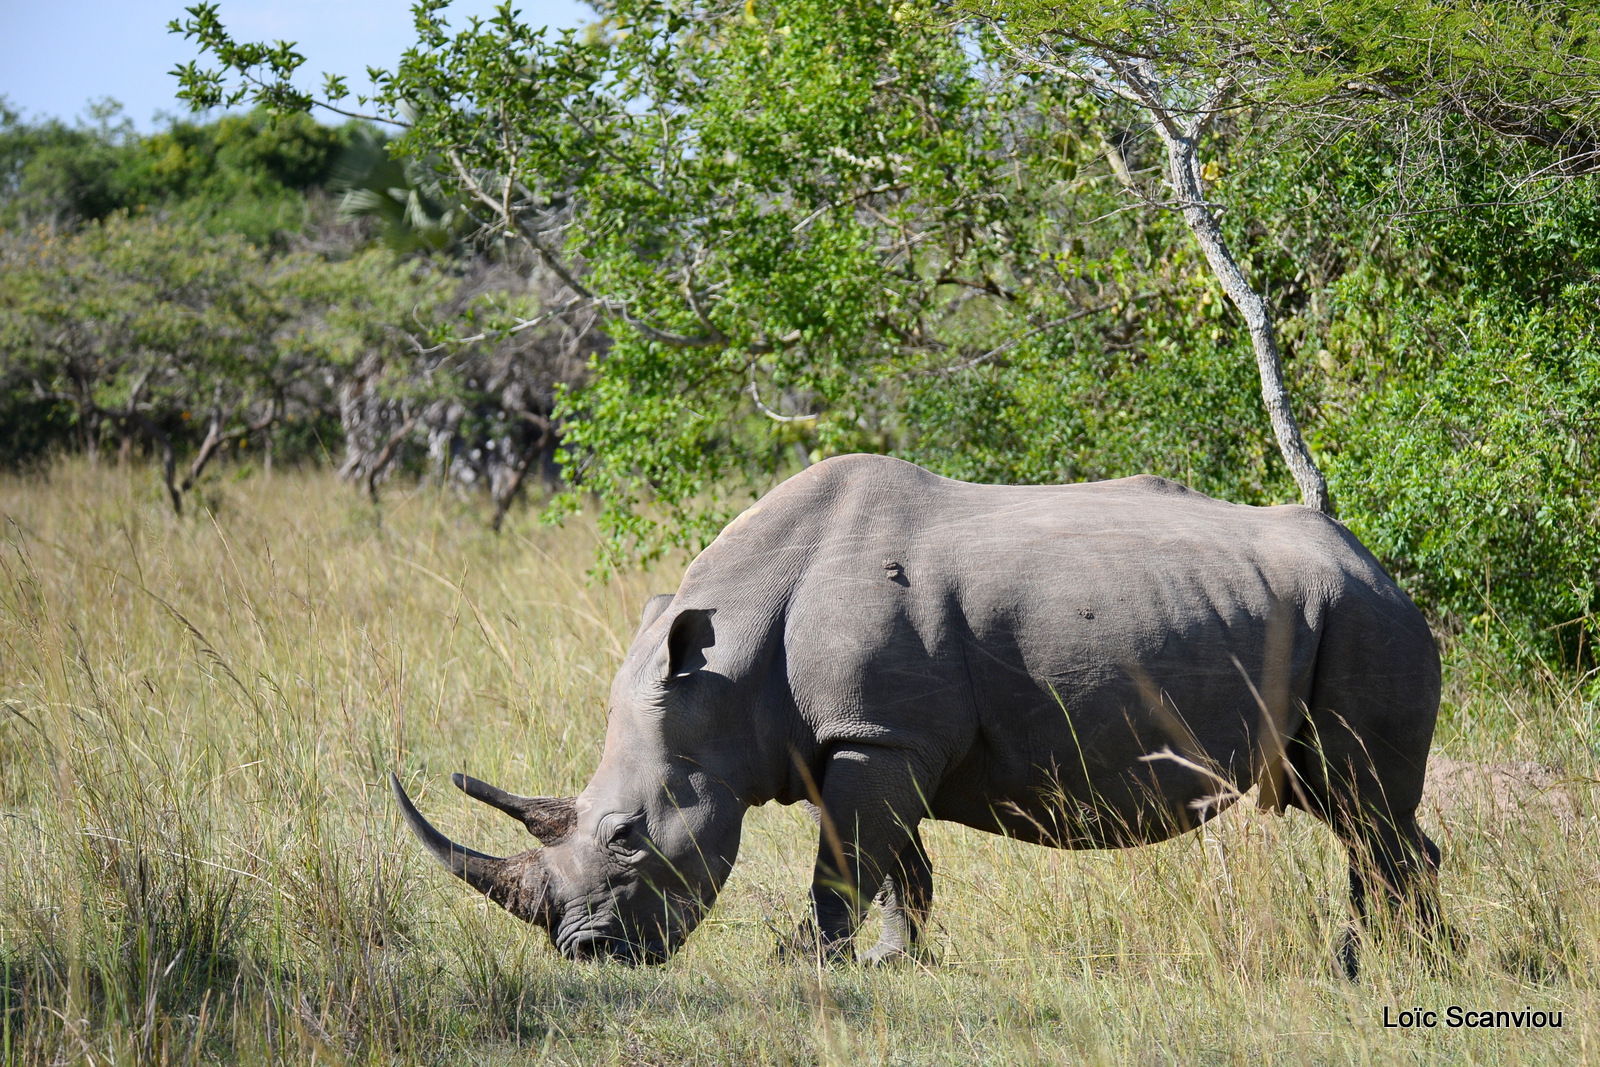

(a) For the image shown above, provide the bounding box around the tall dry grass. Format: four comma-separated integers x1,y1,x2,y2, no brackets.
0,462,1596,1065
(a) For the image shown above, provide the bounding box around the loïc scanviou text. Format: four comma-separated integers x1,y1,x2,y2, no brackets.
1383,1005,1564,1029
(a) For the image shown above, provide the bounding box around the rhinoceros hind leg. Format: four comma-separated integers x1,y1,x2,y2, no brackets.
1335,815,1452,980
1294,744,1448,983
1284,586,1448,979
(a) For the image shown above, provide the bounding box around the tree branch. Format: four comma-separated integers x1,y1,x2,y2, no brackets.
934,302,1121,375
367,412,419,503
746,366,817,423
181,406,226,493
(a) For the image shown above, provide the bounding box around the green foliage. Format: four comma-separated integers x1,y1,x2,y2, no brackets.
124,110,349,241
977,0,1600,178
329,125,467,252
0,212,449,492
900,325,1292,503
0,98,375,244
1332,291,1600,662
1302,152,1600,659
0,99,139,228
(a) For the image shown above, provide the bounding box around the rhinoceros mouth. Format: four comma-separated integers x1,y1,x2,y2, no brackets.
554,907,672,964
559,931,668,965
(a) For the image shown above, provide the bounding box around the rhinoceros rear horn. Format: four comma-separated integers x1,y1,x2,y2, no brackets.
451,772,576,845
389,773,553,924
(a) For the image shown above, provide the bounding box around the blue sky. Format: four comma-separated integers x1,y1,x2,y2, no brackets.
1,1,592,129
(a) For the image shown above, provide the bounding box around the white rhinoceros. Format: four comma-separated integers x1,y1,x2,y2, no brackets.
393,454,1443,977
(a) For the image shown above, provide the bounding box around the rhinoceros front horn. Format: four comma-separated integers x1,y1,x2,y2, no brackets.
389,773,553,925
451,772,576,845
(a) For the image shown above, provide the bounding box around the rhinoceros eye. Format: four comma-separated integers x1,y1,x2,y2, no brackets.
605,816,644,859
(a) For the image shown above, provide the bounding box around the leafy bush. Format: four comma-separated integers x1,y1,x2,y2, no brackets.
0,212,448,500
1328,289,1600,664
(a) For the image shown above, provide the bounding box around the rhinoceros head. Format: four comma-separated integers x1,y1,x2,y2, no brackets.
391,603,746,964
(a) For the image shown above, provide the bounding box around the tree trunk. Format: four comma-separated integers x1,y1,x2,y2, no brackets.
124,411,181,514
1150,122,1334,515
491,452,532,533
182,408,226,494
366,413,419,503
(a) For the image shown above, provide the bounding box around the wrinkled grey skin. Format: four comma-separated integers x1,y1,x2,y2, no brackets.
394,454,1443,975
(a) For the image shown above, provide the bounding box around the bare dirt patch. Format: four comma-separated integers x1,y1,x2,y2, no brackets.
1423,756,1589,828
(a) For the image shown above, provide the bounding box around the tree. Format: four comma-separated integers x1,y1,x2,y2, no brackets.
333,252,598,525
0,100,358,242
0,212,448,509
0,98,138,232
978,1,1600,179
970,0,1600,514
0,101,586,523
996,36,1332,510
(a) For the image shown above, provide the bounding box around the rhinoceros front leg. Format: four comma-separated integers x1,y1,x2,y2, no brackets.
809,743,934,962
861,829,934,965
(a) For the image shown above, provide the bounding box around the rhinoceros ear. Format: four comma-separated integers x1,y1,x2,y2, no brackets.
636,593,675,637
651,608,716,683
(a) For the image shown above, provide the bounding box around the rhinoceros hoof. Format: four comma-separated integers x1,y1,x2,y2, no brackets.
860,943,936,968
